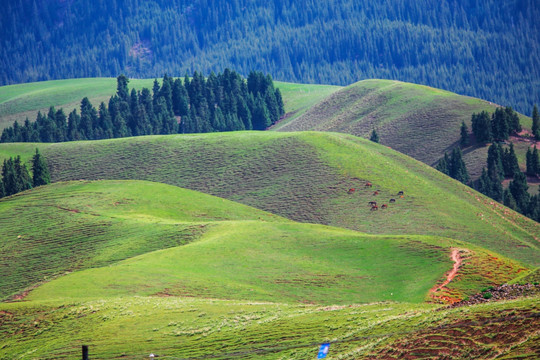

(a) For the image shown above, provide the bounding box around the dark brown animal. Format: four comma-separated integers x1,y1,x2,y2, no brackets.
371,205,378,211
389,198,396,203
348,188,355,194
373,191,379,196
365,182,373,187
368,201,377,206
397,191,404,196
381,204,388,209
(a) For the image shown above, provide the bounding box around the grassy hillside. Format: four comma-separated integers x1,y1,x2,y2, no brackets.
0,77,340,131
3,179,525,305
1,295,537,359
1,132,538,266
0,180,284,300
274,79,533,180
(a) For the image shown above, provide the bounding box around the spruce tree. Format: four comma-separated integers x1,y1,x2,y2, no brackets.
503,189,517,211
436,152,450,176
475,168,492,197
533,146,540,176
370,129,380,143
460,120,469,146
509,171,530,213
532,105,540,140
32,148,50,187
502,143,519,178
14,156,32,192
450,147,469,184
487,143,504,182
116,74,130,101
471,111,492,143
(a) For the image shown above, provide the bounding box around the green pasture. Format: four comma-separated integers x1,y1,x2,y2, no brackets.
0,180,283,300
0,132,534,265
0,295,537,359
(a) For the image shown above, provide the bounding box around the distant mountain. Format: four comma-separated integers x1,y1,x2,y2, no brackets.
2,0,539,114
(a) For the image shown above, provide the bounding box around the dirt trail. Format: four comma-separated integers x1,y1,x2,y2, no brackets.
435,249,462,291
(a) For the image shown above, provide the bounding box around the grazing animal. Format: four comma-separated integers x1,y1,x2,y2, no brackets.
389,198,396,203
381,204,388,209
368,201,377,206
373,191,379,195
348,188,355,194
397,191,404,196
365,182,373,187
371,205,378,211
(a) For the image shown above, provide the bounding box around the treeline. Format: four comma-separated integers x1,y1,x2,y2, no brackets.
1,0,539,115
470,107,522,144
0,149,50,198
0,70,284,143
436,107,540,222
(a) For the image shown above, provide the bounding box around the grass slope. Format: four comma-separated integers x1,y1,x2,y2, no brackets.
0,296,537,359
0,180,284,300
1,132,535,265
3,180,524,305
274,79,532,179
0,78,340,131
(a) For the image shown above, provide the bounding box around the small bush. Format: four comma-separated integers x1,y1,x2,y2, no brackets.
482,292,493,299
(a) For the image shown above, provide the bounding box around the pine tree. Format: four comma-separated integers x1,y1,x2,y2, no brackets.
475,168,492,197
533,146,540,176
370,129,380,143
508,171,530,213
532,105,540,140
116,74,130,101
449,147,469,184
503,189,517,211
436,152,450,176
460,120,469,146
14,156,32,192
471,111,492,143
487,143,504,182
502,143,520,178
32,148,50,187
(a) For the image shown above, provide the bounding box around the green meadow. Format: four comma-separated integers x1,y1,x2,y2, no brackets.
0,79,538,360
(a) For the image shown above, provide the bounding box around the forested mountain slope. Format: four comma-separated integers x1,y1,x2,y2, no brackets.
2,0,538,114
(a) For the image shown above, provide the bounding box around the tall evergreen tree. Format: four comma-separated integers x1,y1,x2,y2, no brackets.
460,120,469,146
31,148,50,187
508,171,530,213
502,143,520,178
449,147,469,184
370,129,380,143
532,105,540,140
116,74,130,101
471,111,492,143
487,143,504,182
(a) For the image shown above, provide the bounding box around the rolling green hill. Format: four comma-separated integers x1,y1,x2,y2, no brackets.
1,131,538,267
0,180,285,300
274,79,533,180
1,179,536,360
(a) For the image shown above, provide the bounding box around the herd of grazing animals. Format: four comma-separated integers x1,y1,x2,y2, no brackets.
347,182,404,211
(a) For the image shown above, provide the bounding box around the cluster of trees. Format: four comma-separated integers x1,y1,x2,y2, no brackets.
1,70,284,143
1,149,50,198
435,148,469,184
2,0,539,115
472,142,539,221
437,105,540,221
471,107,521,144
